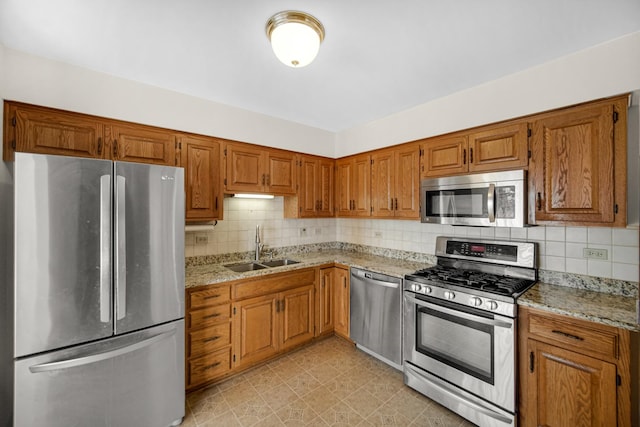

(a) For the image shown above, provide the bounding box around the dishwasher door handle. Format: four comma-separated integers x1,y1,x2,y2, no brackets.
366,277,400,288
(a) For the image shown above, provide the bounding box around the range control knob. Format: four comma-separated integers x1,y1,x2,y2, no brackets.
488,300,499,311
444,291,455,300
471,297,483,307
423,286,432,294
412,283,423,293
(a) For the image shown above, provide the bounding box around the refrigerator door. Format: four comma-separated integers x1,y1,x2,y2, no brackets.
14,153,113,357
14,320,185,427
114,162,184,334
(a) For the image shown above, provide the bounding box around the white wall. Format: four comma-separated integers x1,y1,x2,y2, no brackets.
0,45,336,158
335,32,640,157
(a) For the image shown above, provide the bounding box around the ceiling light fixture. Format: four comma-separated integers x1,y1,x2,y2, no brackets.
266,10,325,68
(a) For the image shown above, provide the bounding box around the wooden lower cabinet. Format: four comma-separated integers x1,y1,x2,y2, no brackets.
317,267,335,336
333,266,350,339
186,283,232,390
232,269,316,371
518,306,633,427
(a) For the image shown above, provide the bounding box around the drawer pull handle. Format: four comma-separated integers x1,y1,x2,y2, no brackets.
203,294,221,300
202,313,221,319
203,336,221,343
203,361,221,371
552,330,584,341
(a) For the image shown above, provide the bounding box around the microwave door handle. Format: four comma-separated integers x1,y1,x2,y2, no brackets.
487,183,496,223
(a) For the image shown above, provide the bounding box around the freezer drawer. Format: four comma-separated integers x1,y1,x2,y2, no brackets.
14,320,185,427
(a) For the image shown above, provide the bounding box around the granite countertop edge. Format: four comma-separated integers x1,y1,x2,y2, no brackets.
186,249,639,332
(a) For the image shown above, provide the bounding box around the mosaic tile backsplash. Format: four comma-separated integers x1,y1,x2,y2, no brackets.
185,197,639,283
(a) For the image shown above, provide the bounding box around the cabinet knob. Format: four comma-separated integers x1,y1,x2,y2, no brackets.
537,192,542,211
463,149,467,165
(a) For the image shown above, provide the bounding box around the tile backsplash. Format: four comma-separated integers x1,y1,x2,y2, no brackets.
186,198,639,282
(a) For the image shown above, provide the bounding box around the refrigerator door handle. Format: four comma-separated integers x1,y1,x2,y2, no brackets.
99,175,112,323
115,175,127,320
28,329,176,373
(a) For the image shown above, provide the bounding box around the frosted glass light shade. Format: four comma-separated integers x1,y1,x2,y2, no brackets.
266,11,324,68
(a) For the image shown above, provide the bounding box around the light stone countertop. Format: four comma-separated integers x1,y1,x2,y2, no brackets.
185,249,432,289
518,282,639,332
185,246,639,332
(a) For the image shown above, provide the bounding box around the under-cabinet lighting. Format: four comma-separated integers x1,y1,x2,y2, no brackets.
232,194,275,199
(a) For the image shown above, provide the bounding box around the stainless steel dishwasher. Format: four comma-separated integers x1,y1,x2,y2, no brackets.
350,268,402,369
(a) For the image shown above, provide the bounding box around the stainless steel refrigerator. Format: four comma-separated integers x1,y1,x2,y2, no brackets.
0,152,185,427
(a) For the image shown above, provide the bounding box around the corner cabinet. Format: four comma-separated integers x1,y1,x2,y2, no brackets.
335,154,371,217
284,154,334,218
371,144,420,219
420,121,528,178
528,96,628,226
518,306,632,427
179,135,222,221
224,142,296,195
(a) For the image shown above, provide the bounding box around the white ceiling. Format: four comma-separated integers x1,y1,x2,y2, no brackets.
1,0,640,132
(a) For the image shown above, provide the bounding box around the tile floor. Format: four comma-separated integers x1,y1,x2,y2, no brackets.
182,336,475,426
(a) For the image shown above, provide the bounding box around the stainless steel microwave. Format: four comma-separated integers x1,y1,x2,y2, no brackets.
420,170,526,227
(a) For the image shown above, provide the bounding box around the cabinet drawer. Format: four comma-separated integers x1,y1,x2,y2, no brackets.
188,347,232,387
188,323,232,357
189,285,230,309
528,313,618,360
188,304,230,329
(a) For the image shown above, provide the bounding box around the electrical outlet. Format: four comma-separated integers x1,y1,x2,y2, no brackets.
374,231,383,238
583,248,608,260
299,227,307,237
315,228,322,235
195,235,208,245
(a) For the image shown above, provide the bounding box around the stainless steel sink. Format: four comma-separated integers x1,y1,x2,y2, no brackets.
224,262,268,273
260,258,300,268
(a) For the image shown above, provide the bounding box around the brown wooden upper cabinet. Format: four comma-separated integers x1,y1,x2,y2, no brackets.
4,101,178,167
421,121,529,178
5,101,105,160
224,142,296,195
528,96,627,227
371,144,420,219
335,154,371,217
284,154,334,218
179,135,222,221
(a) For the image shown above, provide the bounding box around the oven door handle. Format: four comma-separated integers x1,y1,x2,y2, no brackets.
405,294,513,329
487,183,496,223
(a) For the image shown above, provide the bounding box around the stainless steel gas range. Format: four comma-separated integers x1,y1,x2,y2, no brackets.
403,236,537,427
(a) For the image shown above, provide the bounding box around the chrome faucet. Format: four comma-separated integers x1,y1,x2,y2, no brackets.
255,225,263,261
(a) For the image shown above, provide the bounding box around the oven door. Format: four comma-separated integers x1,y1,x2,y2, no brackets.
403,292,516,412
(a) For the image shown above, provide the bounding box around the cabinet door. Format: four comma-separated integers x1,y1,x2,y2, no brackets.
468,122,528,172
317,158,335,217
299,155,319,217
335,159,353,216
12,103,105,159
352,154,371,217
394,145,420,218
529,104,615,224
181,135,221,221
280,285,315,351
318,268,334,335
333,268,350,338
422,134,468,177
267,150,296,194
109,123,176,165
526,340,617,427
225,143,266,193
371,149,395,218
233,294,279,369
